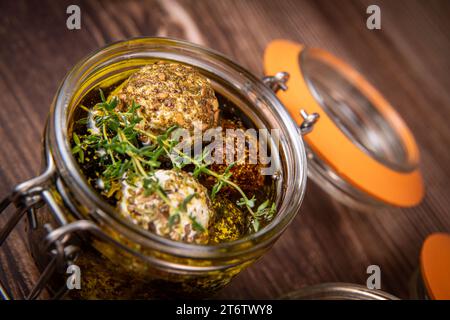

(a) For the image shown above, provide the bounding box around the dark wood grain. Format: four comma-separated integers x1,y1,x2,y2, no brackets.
0,0,449,299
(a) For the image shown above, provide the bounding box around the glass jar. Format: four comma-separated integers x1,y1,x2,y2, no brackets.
0,38,307,299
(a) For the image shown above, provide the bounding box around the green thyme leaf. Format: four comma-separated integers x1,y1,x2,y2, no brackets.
168,213,180,228
99,88,106,103
73,133,81,145
189,215,205,232
179,193,197,213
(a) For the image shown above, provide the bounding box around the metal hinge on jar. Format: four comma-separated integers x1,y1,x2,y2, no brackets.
0,153,81,300
0,152,153,300
263,71,319,135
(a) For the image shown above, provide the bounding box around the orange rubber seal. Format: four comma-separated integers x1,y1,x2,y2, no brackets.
264,40,424,207
420,233,450,300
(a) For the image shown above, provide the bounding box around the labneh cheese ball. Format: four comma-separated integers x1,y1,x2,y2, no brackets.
209,195,247,243
118,169,214,244
201,119,266,193
117,61,219,137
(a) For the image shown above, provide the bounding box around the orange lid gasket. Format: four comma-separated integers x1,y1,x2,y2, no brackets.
420,233,450,300
264,40,424,207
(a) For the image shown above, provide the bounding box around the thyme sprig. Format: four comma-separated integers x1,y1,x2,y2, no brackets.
72,90,275,232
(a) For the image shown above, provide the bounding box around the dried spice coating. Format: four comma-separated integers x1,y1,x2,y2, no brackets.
117,61,219,137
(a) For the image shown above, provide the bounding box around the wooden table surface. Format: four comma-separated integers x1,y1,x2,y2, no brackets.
0,0,449,299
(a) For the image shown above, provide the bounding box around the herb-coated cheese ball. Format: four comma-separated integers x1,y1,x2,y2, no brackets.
118,169,214,244
117,61,219,136
201,119,266,193
209,195,247,243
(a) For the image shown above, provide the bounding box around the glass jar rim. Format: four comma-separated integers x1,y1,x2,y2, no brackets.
46,37,307,259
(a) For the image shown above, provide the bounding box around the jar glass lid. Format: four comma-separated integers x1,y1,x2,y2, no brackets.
420,233,450,300
281,283,398,300
264,39,424,208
